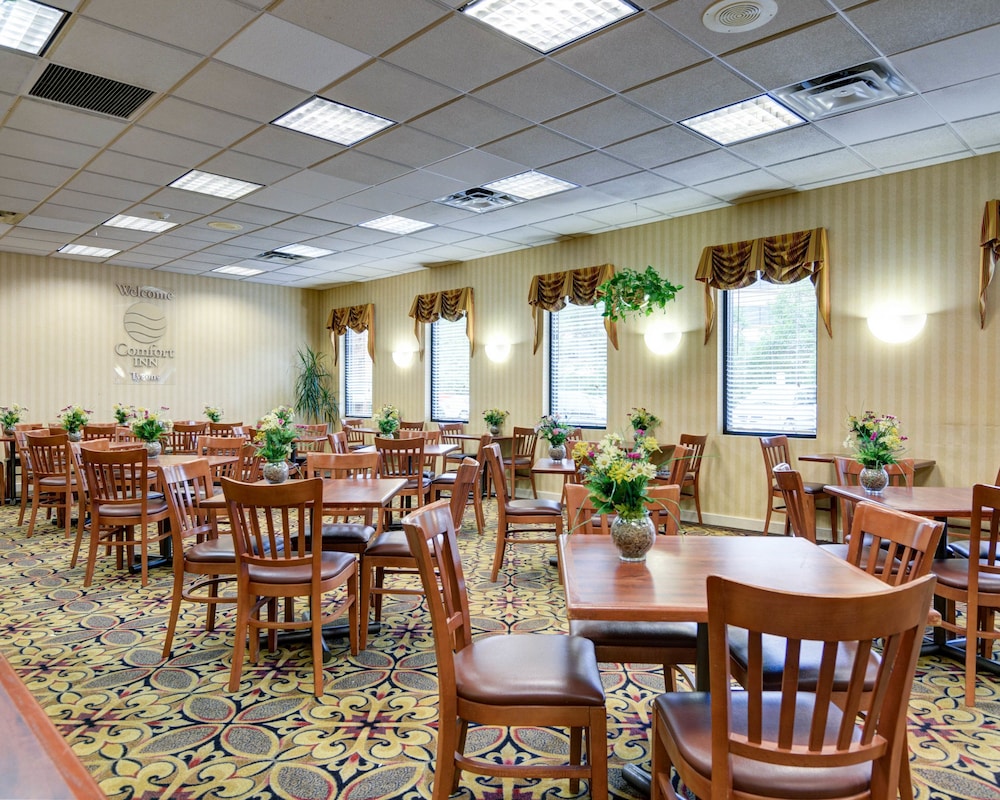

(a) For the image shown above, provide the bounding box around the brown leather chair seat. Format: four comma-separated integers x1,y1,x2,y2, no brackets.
507,498,561,515
96,499,168,517
569,620,697,649
185,538,236,564
932,558,1000,592
247,550,356,584
364,530,409,558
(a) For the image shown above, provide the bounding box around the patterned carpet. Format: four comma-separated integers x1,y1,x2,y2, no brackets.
0,499,999,800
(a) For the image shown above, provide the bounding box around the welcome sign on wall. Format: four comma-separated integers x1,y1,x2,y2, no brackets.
112,283,177,385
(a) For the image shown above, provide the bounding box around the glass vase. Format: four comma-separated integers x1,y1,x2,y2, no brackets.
67,430,82,443
489,424,501,436
549,443,566,461
263,461,289,484
611,512,656,562
144,440,162,459
859,466,889,494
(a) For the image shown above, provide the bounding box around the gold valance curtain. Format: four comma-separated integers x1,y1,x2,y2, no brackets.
408,287,474,358
980,200,1000,328
527,263,618,354
325,303,375,365
695,227,831,343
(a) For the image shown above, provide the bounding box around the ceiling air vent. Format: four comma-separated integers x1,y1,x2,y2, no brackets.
28,64,154,119
436,187,522,214
255,250,308,263
702,0,778,33
773,60,914,120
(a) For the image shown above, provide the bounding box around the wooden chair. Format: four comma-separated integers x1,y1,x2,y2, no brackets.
115,426,140,443
25,430,77,539
678,433,708,524
81,423,117,441
168,421,207,454
646,483,682,537
399,420,424,432
327,430,349,454
359,458,478,650
771,463,819,543
302,451,381,555
438,421,467,471
503,426,539,498
68,439,112,570
12,430,35,527
196,436,243,482
484,443,563,582
431,434,490,535
651,573,936,800
402,499,608,800
159,459,236,658
374,436,431,527
208,421,243,436
653,444,691,488
81,446,172,587
760,435,837,538
834,456,916,542
222,477,359,697
563,483,696,691
341,419,367,451
239,443,262,482
932,483,1000,706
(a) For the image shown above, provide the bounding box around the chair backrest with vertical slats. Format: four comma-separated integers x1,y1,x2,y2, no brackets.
772,463,815,543
846,501,943,586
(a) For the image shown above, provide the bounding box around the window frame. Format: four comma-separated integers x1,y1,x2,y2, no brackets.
546,301,608,430
430,315,470,423
342,328,372,418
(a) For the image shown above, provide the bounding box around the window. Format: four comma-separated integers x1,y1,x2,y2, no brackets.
431,316,469,422
548,302,607,428
724,279,817,437
343,329,372,417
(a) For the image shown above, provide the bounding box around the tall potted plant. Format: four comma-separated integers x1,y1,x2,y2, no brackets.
293,346,338,428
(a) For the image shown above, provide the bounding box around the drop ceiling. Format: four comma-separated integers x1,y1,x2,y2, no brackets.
0,0,998,288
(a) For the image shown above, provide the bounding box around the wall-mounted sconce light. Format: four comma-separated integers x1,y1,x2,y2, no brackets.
392,349,415,367
867,311,927,344
643,323,682,355
485,340,511,363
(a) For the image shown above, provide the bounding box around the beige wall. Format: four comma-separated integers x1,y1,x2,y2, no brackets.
317,151,1000,531
0,254,325,426
3,151,998,531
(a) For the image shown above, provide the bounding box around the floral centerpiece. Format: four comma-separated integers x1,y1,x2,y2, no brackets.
844,410,906,493
112,403,134,425
59,405,91,440
1,403,27,433
373,403,401,437
255,406,298,483
535,413,574,459
203,404,223,423
131,407,172,457
483,408,508,434
628,407,661,438
573,433,660,561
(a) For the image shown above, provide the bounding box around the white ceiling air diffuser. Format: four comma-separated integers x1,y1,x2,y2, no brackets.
436,187,523,214
772,60,914,120
702,0,778,34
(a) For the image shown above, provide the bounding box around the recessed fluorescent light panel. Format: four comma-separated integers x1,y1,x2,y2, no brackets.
213,265,264,277
680,95,805,145
484,170,577,200
460,0,639,53
58,244,121,258
103,214,177,233
0,0,67,55
273,97,395,146
169,170,262,200
274,243,334,258
360,215,435,234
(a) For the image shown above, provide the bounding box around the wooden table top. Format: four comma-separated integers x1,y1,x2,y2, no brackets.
198,477,406,510
800,453,935,471
356,442,458,457
152,453,239,468
531,457,578,475
558,534,890,624
822,484,973,518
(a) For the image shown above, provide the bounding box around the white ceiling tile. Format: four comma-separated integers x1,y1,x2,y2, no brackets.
31,203,108,224
842,0,1000,54
329,62,460,122
653,150,755,185
890,25,1000,92
728,126,841,166
627,61,759,122
474,61,610,123
198,151,298,185
554,14,705,92
49,17,202,91
813,96,945,145
604,125,715,169
0,128,98,169
591,172,682,200
545,97,666,148
385,16,537,93
578,202,662,226
65,171,159,201
523,151,636,187
143,187,233,215
110,127,220,168
6,98,128,146
0,50,38,94
378,170,469,202
174,61,309,122
87,151,183,185
238,187,326,214
82,0,255,53
215,16,369,92
0,155,76,187
272,0,448,57
233,126,341,167
922,76,1000,122
269,170,368,201
357,127,466,169
425,150,527,185
638,189,727,216
768,149,875,184
18,215,93,235
47,188,131,213
332,187,414,214
953,112,1000,152
138,97,259,147
410,96,530,147
216,204,291,226
311,151,410,185
480,126,589,167
852,126,970,168
693,170,794,202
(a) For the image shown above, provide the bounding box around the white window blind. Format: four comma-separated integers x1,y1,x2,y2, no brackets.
431,316,469,422
724,279,817,437
343,329,372,418
548,301,607,428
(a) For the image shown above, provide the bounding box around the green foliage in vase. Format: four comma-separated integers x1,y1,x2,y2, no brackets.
294,346,338,426
597,266,683,322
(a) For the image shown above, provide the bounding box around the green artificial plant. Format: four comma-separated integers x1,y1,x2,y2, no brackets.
597,266,683,322
293,346,338,426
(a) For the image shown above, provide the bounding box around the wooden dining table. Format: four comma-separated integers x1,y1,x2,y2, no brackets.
559,533,893,794
800,453,936,471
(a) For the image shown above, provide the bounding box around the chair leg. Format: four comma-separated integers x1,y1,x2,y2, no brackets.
228,591,250,692
587,706,609,800
472,491,485,535
162,567,186,659
432,712,461,800
490,528,508,583
763,488,775,534
359,563,375,651
899,739,915,800
311,590,325,697
570,727,582,793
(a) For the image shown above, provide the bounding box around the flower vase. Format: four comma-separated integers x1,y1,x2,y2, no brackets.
611,512,656,562
3,426,13,436
67,430,82,443
263,461,289,484
144,441,162,459
489,424,501,436
859,466,889,494
549,443,566,461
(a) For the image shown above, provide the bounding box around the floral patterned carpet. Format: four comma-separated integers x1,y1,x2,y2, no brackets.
0,500,998,800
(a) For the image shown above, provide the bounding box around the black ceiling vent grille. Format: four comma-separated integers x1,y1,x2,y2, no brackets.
28,64,155,119
255,250,308,263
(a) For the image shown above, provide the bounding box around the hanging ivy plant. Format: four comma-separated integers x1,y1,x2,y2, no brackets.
597,266,683,322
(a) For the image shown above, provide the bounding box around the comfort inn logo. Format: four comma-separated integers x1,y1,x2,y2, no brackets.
113,284,175,384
